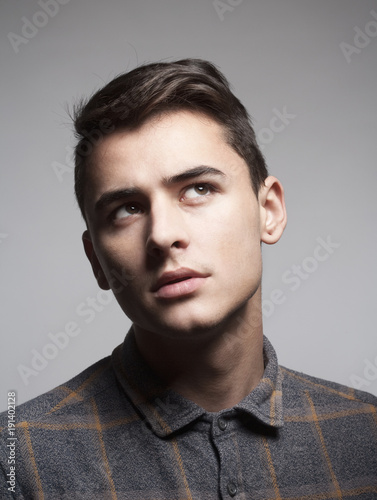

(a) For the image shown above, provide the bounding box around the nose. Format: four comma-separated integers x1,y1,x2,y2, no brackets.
146,200,190,258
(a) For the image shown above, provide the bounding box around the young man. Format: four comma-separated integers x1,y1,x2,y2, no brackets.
1,59,376,499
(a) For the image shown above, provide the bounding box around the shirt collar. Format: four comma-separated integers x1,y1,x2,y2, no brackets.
234,335,283,428
112,329,283,437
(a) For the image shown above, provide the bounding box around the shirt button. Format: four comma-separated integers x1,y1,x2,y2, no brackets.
227,481,237,497
218,417,227,431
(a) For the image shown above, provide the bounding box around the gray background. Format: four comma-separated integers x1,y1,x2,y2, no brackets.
1,0,376,412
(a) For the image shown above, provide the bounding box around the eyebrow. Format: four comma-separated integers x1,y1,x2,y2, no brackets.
94,165,225,213
162,165,225,185
95,187,142,213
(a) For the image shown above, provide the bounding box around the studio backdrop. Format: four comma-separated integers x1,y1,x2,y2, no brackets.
1,0,376,411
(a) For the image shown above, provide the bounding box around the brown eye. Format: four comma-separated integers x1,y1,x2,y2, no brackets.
185,184,211,199
195,185,209,194
114,204,142,220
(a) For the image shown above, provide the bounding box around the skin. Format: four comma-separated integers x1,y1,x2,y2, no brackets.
83,110,287,411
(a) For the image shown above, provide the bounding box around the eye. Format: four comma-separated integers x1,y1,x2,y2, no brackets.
183,184,212,200
113,203,143,220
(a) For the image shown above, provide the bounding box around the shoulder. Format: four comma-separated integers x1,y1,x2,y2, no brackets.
0,354,117,429
279,366,377,480
280,365,377,413
0,348,138,498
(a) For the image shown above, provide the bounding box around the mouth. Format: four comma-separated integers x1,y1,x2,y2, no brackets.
151,268,209,299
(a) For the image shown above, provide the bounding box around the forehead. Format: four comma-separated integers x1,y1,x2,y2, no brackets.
85,110,249,205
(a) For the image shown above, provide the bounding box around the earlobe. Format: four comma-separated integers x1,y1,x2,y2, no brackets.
259,176,287,245
82,230,110,290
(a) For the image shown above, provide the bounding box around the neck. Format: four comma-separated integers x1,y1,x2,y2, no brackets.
134,299,264,412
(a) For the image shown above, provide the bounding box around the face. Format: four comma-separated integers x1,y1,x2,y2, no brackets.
83,111,277,339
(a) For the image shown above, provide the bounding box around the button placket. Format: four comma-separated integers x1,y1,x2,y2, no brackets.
211,412,242,499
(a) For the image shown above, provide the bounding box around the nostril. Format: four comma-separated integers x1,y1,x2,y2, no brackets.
150,246,164,258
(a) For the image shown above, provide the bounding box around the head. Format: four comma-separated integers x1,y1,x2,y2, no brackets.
73,59,286,342
74,59,268,221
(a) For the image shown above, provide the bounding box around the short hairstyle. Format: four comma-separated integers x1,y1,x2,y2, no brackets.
73,59,268,220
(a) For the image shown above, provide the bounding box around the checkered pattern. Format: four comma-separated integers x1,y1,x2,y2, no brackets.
1,330,376,499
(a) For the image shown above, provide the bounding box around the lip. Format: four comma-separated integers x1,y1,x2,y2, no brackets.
151,268,209,299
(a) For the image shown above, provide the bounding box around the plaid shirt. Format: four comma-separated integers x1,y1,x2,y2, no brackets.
1,330,376,499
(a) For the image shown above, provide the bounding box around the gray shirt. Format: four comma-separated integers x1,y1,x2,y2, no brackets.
1,330,376,499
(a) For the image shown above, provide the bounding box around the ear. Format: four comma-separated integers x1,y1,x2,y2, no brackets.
82,230,110,290
259,176,287,245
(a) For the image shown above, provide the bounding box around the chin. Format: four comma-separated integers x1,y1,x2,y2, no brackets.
147,308,235,340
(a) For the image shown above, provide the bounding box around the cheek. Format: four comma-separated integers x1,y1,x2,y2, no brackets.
203,201,261,257
94,236,144,284
213,208,262,286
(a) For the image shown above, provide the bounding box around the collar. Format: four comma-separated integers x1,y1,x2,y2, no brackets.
112,329,283,438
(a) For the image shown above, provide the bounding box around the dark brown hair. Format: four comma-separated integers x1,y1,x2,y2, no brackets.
73,59,268,219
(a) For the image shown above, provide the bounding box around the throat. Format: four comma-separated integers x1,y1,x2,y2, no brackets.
149,330,264,412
